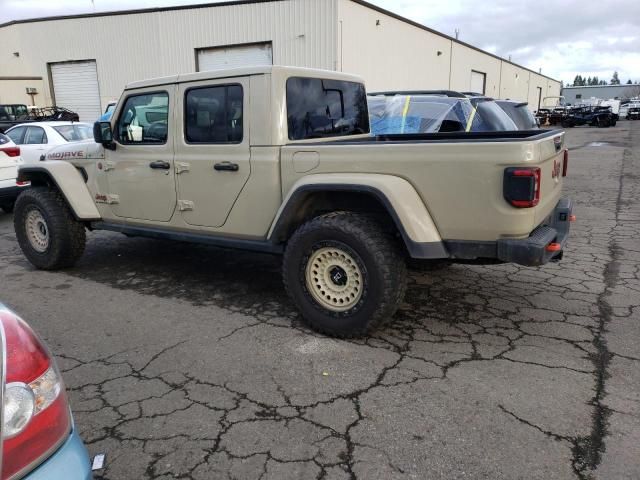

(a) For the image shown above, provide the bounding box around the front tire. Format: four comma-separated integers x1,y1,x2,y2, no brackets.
283,212,407,337
14,187,86,270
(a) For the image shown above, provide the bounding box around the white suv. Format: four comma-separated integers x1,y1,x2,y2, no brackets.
0,132,25,213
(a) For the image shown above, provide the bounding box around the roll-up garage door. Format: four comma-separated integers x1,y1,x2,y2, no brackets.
470,70,486,95
50,61,101,122
197,43,273,72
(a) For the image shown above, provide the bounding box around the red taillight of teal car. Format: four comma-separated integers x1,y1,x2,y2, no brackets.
1,309,72,479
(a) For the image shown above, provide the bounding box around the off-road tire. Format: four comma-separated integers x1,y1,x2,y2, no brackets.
14,187,86,270
283,212,407,337
1,202,14,214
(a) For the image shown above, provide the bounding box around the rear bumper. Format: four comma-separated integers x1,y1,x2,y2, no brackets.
0,179,27,203
24,429,93,480
496,197,573,266
443,198,573,267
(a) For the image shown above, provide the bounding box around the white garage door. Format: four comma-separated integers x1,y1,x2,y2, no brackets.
50,61,101,122
470,70,486,95
197,43,273,72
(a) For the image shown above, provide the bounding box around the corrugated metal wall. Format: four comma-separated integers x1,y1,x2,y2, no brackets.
337,0,561,107
0,0,560,111
0,0,337,109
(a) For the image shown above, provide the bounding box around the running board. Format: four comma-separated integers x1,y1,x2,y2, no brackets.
91,222,283,255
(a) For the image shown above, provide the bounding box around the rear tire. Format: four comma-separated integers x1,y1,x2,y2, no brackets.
14,187,86,270
283,212,407,337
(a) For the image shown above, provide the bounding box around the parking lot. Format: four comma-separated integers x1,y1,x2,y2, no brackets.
0,122,638,479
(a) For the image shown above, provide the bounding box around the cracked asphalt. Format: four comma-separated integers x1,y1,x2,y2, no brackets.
1,122,639,479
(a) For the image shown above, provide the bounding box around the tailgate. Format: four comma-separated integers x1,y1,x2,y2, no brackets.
533,131,566,227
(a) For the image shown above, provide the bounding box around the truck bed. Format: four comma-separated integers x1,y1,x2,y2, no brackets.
326,129,558,144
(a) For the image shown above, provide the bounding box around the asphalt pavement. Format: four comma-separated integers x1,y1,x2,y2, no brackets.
0,122,638,479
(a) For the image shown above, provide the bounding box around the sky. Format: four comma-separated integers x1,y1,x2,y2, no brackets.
0,0,639,85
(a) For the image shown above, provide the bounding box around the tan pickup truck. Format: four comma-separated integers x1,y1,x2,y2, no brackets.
13,66,573,337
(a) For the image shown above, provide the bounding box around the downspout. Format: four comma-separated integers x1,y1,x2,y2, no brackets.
448,40,453,88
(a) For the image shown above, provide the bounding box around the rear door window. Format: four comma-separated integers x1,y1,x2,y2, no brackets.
53,125,93,142
24,126,47,144
185,84,243,143
286,77,369,140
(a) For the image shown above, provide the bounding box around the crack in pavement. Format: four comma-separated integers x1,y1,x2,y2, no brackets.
0,124,638,479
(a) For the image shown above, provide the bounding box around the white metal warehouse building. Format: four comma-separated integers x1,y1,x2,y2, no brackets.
0,0,561,121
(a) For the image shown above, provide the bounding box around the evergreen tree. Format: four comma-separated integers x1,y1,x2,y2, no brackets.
573,74,581,86
611,71,620,85
627,79,633,84
591,76,599,86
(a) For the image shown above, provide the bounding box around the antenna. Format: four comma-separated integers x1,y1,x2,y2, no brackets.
454,28,460,40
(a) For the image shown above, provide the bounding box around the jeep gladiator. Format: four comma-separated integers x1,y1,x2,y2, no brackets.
13,66,573,337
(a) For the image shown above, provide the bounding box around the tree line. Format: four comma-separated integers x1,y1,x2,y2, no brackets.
567,71,638,87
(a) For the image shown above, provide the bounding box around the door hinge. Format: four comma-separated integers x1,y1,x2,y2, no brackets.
103,161,115,172
178,200,194,211
175,162,190,174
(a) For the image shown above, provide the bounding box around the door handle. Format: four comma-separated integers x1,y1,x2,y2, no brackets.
149,160,171,170
214,162,239,172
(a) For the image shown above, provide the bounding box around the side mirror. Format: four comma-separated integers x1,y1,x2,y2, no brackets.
93,121,115,150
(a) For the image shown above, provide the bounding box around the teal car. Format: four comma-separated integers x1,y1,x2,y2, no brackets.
1,304,93,480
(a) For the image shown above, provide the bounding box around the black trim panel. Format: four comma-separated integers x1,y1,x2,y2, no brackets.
0,185,22,202
270,183,449,260
316,129,560,146
16,166,100,221
92,222,283,254
445,198,573,267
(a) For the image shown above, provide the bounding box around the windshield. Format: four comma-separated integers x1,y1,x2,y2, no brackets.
368,95,473,134
286,77,369,140
105,104,116,114
368,95,517,134
0,105,29,121
53,124,93,142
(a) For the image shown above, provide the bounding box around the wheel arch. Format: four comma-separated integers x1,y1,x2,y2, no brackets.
17,162,101,221
268,175,448,259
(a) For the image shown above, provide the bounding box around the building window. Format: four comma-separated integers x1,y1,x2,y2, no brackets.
185,85,243,144
576,94,582,99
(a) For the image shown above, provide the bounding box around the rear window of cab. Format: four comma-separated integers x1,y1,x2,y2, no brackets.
286,77,369,141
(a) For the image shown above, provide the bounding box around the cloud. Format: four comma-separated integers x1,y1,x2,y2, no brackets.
371,0,640,83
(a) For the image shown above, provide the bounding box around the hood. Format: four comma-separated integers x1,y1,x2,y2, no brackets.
45,140,105,163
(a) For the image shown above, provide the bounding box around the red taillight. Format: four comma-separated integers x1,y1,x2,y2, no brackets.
1,310,71,480
562,149,569,177
0,146,20,158
503,167,541,208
